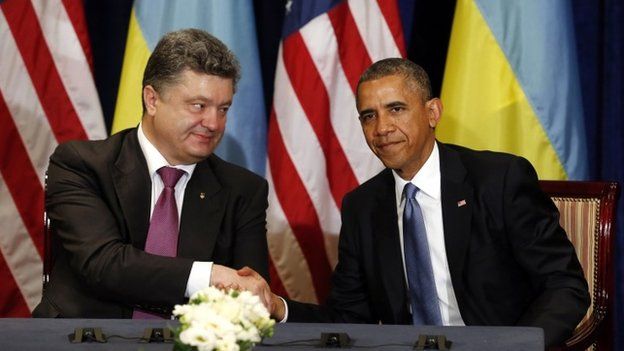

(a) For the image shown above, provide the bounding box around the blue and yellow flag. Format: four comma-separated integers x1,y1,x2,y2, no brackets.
439,0,587,180
113,0,266,175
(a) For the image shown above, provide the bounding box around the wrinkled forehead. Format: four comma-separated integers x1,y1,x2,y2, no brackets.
356,74,423,108
158,69,234,96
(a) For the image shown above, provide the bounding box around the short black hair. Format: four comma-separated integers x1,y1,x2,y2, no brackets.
357,58,432,102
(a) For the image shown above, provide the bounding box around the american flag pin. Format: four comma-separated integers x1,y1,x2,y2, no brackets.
457,199,467,207
200,192,206,200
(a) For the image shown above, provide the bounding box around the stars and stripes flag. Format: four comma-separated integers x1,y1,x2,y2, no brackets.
0,0,106,316
267,0,406,303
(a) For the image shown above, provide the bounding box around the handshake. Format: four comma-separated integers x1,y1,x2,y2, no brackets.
211,265,286,321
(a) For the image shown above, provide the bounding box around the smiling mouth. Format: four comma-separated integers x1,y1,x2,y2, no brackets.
191,132,215,141
375,141,403,150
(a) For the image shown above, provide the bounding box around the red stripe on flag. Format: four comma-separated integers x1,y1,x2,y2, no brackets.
328,2,373,93
376,0,407,57
282,33,359,209
0,91,45,258
268,108,332,302
269,258,289,299
1,0,88,143
61,0,95,70
0,255,30,317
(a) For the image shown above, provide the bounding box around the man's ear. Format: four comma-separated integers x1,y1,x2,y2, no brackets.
427,98,443,128
143,85,158,116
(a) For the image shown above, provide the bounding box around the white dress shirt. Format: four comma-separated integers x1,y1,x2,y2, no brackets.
282,143,463,325
392,142,465,326
137,124,213,297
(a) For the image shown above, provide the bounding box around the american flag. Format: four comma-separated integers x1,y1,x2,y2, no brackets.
267,0,406,303
0,0,106,316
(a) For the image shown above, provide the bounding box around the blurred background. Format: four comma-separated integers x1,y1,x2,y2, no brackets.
1,0,622,348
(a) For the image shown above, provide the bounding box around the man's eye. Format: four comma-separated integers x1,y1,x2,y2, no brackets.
190,103,204,111
219,106,230,114
359,113,375,122
390,106,404,113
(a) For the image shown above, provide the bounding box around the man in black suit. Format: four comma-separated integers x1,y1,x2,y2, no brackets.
33,29,270,318
251,58,589,347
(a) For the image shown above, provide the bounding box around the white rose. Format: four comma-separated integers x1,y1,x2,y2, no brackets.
179,324,217,350
216,300,243,321
235,327,260,343
215,333,239,351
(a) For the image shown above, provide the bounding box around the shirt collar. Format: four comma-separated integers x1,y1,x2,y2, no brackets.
393,141,441,205
137,123,196,178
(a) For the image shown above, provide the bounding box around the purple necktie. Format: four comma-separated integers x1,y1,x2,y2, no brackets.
144,166,185,257
133,166,185,319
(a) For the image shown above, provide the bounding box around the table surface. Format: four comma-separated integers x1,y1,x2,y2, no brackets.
0,318,544,350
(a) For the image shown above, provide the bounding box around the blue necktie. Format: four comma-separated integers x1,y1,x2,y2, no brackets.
403,183,442,325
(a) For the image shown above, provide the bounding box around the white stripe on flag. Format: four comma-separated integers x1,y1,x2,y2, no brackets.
266,165,318,303
273,46,341,237
31,0,106,140
299,14,384,184
1,0,104,316
0,176,43,311
0,10,56,185
348,0,402,61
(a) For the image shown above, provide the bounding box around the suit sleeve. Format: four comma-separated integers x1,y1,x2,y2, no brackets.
503,157,590,346
326,192,377,322
47,143,193,310
230,178,270,281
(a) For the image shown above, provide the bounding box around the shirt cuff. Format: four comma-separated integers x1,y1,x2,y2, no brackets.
185,261,213,297
277,296,289,323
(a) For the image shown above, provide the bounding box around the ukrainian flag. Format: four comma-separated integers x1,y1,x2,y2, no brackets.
438,0,588,180
113,0,267,175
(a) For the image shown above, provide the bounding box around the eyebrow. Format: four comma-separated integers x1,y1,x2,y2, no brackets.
385,101,407,109
185,96,232,106
359,100,407,115
358,108,375,116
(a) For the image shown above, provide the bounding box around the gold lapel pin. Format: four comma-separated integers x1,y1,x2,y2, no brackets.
199,192,206,200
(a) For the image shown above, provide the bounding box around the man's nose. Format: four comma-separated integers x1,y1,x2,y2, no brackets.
374,113,394,136
201,108,221,130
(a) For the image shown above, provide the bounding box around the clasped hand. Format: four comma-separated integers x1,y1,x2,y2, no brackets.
210,265,285,320
210,265,273,312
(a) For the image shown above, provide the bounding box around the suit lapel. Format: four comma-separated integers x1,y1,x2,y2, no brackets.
177,158,226,259
112,129,151,248
438,143,473,299
372,170,409,322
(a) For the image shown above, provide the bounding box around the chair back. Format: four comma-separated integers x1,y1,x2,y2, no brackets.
540,180,619,351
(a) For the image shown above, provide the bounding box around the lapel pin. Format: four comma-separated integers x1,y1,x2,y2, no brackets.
199,192,205,200
457,199,467,207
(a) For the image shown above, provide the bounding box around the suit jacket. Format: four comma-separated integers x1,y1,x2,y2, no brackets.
33,128,269,318
288,142,589,348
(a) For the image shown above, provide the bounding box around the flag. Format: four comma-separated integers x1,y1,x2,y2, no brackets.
438,0,588,180
267,0,405,303
0,0,106,316
113,0,266,175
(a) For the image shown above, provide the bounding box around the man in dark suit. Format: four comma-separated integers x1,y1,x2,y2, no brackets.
252,58,589,347
33,29,270,318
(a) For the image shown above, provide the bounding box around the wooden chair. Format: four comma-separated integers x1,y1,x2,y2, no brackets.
540,181,620,351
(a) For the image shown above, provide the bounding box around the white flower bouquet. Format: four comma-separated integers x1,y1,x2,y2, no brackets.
172,287,275,351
